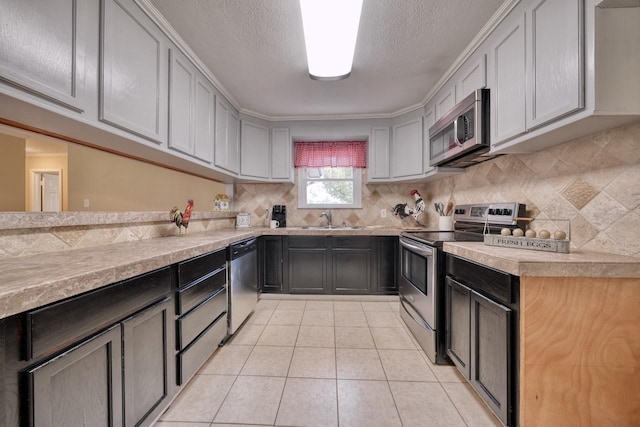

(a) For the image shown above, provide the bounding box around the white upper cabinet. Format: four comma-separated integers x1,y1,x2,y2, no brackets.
489,14,527,145
168,49,194,155
526,0,583,129
367,127,391,181
0,0,86,112
435,85,456,121
456,54,487,104
193,75,215,162
214,97,239,174
240,120,270,179
100,0,168,144
271,128,292,181
392,117,424,179
168,48,214,162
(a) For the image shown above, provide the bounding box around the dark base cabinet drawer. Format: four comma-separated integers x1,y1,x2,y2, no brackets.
177,288,227,350
177,313,227,385
178,249,226,287
25,266,172,361
176,267,226,315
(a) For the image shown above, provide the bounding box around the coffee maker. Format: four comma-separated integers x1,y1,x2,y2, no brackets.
271,205,286,228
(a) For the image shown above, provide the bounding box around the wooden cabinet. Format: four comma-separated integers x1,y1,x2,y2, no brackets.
0,0,87,112
368,127,391,181
434,85,456,121
168,48,214,162
488,13,527,144
240,120,270,179
214,97,239,174
526,0,583,129
123,298,174,427
100,0,168,144
25,324,123,427
445,278,471,378
259,236,286,293
392,117,423,179
271,128,292,181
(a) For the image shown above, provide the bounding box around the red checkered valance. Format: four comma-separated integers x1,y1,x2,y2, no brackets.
294,141,367,168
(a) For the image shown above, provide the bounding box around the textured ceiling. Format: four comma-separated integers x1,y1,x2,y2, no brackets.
149,0,505,119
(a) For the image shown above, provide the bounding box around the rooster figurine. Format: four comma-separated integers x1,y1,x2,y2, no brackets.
170,199,194,236
392,189,426,225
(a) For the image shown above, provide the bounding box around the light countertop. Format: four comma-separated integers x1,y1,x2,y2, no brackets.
0,227,401,319
443,242,640,278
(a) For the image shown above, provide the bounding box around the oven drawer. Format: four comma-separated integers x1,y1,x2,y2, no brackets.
399,281,434,328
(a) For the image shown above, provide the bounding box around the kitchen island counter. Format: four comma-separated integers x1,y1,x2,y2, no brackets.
444,241,640,278
0,227,402,319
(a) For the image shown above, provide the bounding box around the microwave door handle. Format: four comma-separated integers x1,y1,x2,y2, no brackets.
453,116,467,147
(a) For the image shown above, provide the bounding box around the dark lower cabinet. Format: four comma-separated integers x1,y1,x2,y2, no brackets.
122,297,174,427
260,235,398,295
470,291,511,424
288,249,328,293
374,236,398,294
445,277,471,378
24,324,123,427
332,237,371,294
445,254,518,426
259,236,285,293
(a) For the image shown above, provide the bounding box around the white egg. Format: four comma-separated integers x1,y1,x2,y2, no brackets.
554,230,567,240
539,230,551,239
512,228,524,237
500,228,511,236
525,229,537,238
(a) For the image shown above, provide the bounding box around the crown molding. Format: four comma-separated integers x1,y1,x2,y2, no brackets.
135,0,242,112
136,0,517,123
421,0,520,106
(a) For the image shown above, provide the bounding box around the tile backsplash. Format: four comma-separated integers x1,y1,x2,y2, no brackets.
235,120,640,257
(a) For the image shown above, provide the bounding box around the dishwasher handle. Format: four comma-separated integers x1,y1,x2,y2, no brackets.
229,238,257,260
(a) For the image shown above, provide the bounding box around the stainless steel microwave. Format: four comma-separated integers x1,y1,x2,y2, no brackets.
429,88,496,168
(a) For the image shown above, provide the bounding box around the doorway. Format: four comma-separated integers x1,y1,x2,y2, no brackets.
31,170,62,212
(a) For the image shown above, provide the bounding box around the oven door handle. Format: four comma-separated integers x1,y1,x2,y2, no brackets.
400,237,434,258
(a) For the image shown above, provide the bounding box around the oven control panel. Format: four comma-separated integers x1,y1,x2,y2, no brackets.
453,202,525,225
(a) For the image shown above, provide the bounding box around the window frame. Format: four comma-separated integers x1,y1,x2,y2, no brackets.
297,167,362,209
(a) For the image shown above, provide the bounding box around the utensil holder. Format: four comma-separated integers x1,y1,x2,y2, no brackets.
438,216,454,231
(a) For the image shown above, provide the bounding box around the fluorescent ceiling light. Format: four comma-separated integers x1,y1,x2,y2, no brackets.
300,0,363,81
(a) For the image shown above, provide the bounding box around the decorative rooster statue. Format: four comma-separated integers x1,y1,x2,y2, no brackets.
170,199,194,236
392,189,426,224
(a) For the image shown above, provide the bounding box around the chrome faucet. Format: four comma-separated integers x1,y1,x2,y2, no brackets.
319,210,333,227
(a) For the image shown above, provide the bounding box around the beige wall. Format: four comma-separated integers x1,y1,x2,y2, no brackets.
235,120,640,257
67,144,226,211
25,152,69,211
0,134,25,211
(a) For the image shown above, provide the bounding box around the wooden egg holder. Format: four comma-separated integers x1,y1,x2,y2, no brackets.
483,218,571,254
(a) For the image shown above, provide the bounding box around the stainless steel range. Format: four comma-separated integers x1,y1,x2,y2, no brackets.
399,202,526,364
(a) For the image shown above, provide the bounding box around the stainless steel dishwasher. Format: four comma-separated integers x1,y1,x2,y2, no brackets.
227,237,258,335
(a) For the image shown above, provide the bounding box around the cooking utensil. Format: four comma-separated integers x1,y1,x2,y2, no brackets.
435,202,444,215
444,202,454,216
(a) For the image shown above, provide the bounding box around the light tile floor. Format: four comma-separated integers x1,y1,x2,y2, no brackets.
154,298,503,427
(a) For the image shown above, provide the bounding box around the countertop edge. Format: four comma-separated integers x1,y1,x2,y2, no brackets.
443,242,640,278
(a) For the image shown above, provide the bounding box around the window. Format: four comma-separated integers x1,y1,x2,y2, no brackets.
294,140,366,209
298,166,362,208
